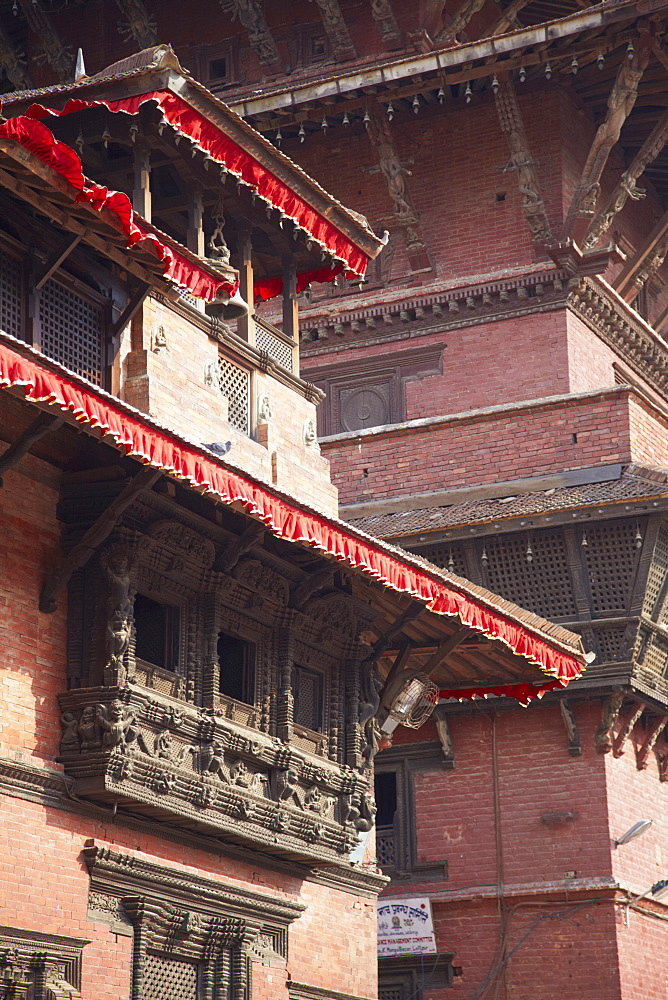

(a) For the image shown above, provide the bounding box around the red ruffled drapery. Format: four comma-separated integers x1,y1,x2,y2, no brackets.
0,115,239,302
21,90,372,298
0,338,587,705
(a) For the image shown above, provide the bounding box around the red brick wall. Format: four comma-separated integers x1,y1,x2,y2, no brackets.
321,388,637,504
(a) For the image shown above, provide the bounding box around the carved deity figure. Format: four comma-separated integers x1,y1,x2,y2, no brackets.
60,711,80,746
96,699,136,749
359,661,382,766
304,784,333,817
100,542,135,687
258,394,272,423
229,757,258,789
304,419,319,450
207,198,231,265
274,765,304,808
78,705,100,748
344,790,377,832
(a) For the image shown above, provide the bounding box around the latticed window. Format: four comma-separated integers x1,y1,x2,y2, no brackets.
411,541,467,578
255,320,294,372
582,522,639,614
39,278,105,384
292,664,323,732
217,355,250,433
644,524,668,620
484,529,577,620
0,249,24,339
143,955,199,1000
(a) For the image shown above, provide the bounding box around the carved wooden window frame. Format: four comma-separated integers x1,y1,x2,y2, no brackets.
311,345,443,436
374,743,449,883
0,925,88,1000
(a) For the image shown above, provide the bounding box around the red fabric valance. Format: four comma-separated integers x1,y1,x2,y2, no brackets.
0,338,587,703
20,90,371,296
0,116,238,302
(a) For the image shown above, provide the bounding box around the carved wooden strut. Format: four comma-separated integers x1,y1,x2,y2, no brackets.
309,0,357,61
563,34,653,244
493,75,553,245
220,0,283,70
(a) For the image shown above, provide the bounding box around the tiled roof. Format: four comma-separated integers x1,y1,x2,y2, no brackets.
348,465,668,540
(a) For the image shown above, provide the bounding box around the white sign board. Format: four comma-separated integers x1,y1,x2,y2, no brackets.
377,897,437,957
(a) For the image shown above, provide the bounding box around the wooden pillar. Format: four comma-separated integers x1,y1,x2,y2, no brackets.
187,188,205,257
236,226,254,346
282,255,300,376
132,143,151,222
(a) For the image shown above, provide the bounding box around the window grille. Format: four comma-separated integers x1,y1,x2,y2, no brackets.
583,522,638,613
143,955,199,1000
255,321,294,372
39,278,104,384
217,355,250,433
292,664,323,732
412,542,467,578
0,250,24,339
596,626,627,664
644,525,668,619
642,634,668,676
379,988,405,1000
376,826,396,869
484,529,576,620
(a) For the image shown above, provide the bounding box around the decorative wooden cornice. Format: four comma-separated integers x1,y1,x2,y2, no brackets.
300,269,568,355
568,276,668,400
493,75,553,245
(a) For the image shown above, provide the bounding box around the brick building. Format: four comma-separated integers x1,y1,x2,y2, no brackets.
0,13,591,1000
156,1,668,998
15,0,668,998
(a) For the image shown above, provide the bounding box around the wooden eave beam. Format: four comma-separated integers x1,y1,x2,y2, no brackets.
367,603,426,661
35,234,83,289
421,625,471,676
437,0,489,44
214,520,266,573
40,466,162,614
0,412,62,486
289,564,335,610
112,283,151,337
229,4,653,117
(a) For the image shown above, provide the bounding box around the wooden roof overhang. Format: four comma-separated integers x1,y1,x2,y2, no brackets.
1,45,385,297
0,113,240,302
221,0,668,209
0,329,589,706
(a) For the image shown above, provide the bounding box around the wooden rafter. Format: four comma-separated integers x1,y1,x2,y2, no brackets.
0,412,62,487
40,467,162,614
614,207,668,300
423,0,447,39
310,0,357,61
493,74,553,245
562,33,653,244
584,108,668,249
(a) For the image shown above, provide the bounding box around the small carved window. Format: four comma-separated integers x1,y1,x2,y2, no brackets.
292,664,323,732
134,593,180,672
375,770,398,871
218,631,255,704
